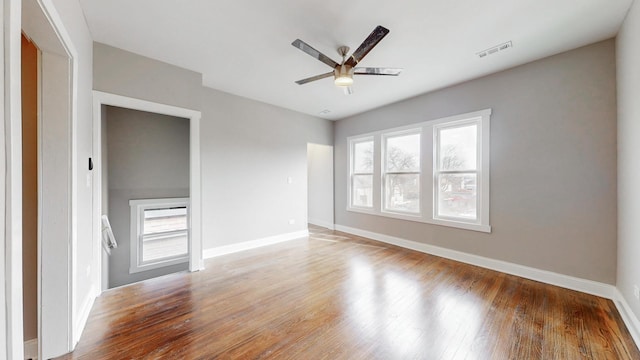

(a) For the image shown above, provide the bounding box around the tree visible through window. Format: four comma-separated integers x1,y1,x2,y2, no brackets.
435,123,478,220
346,109,490,232
384,132,421,214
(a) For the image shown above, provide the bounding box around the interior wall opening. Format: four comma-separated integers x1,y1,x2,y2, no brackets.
21,32,39,359
102,105,191,289
307,143,334,231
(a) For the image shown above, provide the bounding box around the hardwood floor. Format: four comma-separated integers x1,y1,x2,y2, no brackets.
57,226,640,359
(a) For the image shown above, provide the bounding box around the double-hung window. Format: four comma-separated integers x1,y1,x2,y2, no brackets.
434,121,479,221
346,109,491,232
383,130,421,215
350,137,374,209
129,197,190,273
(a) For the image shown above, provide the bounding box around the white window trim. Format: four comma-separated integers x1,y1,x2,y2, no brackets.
346,109,491,233
129,197,190,273
381,128,423,217
348,136,376,212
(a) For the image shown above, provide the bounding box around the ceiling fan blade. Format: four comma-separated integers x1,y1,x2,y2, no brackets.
292,39,339,69
345,25,390,67
295,72,334,85
354,67,403,76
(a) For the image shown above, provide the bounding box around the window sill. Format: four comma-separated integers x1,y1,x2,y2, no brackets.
129,256,188,274
346,207,491,233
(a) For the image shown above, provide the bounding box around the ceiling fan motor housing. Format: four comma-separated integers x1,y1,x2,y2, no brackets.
334,64,354,87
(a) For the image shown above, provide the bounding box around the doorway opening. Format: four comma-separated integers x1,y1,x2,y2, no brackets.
21,32,39,360
307,143,334,232
102,106,191,289
92,91,203,294
22,0,79,356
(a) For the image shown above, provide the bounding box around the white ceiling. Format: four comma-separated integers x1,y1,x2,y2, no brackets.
78,0,632,120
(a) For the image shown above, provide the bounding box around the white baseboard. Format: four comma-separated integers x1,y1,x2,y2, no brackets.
308,218,335,230
613,289,640,348
334,224,640,350
24,338,37,359
335,224,615,298
203,230,309,259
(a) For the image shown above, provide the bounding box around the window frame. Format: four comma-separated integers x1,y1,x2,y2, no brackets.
346,109,491,233
381,128,422,217
349,136,376,212
129,197,191,274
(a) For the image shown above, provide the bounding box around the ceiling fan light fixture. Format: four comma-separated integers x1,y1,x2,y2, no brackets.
334,65,354,87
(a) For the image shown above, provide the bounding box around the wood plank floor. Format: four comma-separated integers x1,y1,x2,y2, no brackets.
57,226,640,359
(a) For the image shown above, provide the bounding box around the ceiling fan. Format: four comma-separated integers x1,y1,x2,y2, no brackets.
292,25,402,94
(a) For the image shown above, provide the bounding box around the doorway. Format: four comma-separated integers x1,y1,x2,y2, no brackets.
21,33,38,360
307,143,334,230
92,91,203,293
22,0,78,355
102,106,191,288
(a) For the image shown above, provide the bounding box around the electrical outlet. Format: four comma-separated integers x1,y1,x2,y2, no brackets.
288,219,295,225
634,285,640,300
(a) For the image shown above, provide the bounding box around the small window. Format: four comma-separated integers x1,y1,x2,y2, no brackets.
129,198,190,273
350,138,374,208
383,130,421,214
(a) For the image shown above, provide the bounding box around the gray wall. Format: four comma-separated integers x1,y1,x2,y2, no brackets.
93,42,334,258
94,43,202,110
334,39,617,284
617,1,640,321
200,88,333,248
106,106,190,288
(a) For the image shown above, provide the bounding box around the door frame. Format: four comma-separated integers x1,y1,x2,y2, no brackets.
2,0,24,358
92,91,203,293
23,0,79,358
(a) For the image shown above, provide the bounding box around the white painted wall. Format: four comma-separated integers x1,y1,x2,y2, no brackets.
617,0,640,327
307,143,334,229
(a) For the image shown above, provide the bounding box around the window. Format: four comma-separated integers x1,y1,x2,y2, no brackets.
346,109,490,232
435,122,478,221
129,198,190,273
383,131,421,214
350,137,374,208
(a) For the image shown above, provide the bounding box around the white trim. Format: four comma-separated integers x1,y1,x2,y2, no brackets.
334,224,615,298
4,0,24,357
348,136,375,210
24,338,38,360
307,219,335,230
72,285,95,351
203,230,309,259
613,289,640,348
92,90,204,294
346,109,491,233
23,0,82,355
128,197,190,274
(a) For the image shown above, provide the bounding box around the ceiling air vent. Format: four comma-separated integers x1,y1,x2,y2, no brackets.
477,41,512,58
